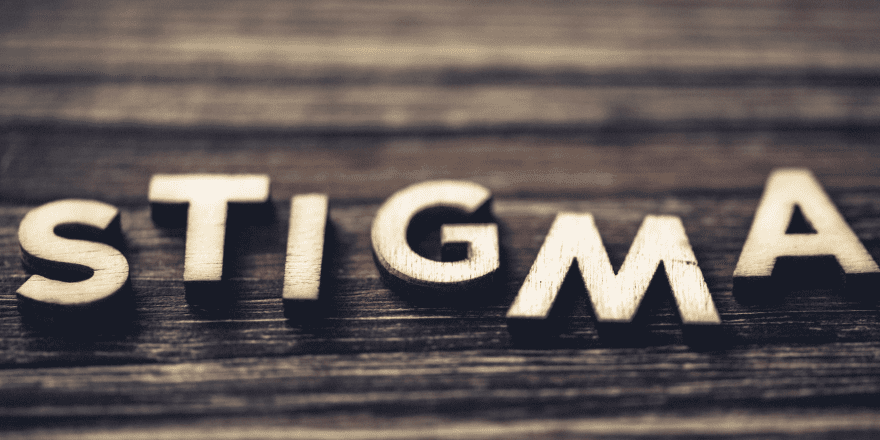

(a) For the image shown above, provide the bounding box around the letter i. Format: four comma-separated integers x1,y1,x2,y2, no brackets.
283,194,329,317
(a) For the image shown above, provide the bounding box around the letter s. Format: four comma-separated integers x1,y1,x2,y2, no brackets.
17,199,129,306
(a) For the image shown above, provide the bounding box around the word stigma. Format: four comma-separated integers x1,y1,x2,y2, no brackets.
13,168,880,334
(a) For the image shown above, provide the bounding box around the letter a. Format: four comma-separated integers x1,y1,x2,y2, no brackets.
733,168,880,298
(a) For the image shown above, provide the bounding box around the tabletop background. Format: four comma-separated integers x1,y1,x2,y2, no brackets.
3,1,880,438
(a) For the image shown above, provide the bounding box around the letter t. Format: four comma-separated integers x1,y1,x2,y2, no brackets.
149,174,270,285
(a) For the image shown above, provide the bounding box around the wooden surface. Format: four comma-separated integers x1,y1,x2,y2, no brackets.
3,1,880,438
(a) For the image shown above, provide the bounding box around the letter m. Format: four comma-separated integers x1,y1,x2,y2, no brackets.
506,213,720,330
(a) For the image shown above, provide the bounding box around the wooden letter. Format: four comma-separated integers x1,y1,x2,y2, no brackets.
284,193,328,302
733,168,880,297
149,174,270,285
507,213,720,327
17,199,129,306
371,180,499,293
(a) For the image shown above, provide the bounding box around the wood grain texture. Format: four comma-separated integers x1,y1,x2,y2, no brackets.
3,0,880,438
3,0,880,77
3,1,880,132
3,131,880,439
3,130,880,204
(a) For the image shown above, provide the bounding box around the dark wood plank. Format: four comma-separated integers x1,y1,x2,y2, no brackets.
4,0,880,79
7,408,880,439
3,346,880,432
2,130,880,439
2,128,880,204
3,1,880,131
7,84,880,131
